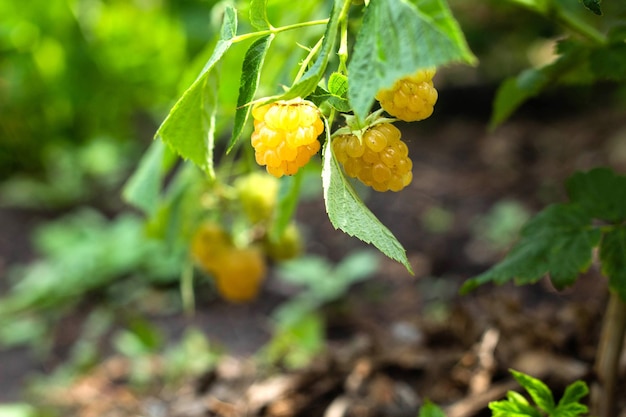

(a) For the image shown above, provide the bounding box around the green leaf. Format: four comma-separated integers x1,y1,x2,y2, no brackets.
122,140,175,216
490,401,543,417
553,379,589,417
589,43,626,81
321,122,413,274
582,0,602,15
490,42,588,128
419,399,446,417
600,225,626,302
249,0,270,30
558,380,589,406
309,86,351,112
607,25,626,43
490,69,548,128
489,391,543,417
566,167,626,223
348,0,476,121
461,204,601,293
276,0,347,101
229,35,274,151
552,403,589,417
328,72,348,97
511,370,555,413
156,6,237,174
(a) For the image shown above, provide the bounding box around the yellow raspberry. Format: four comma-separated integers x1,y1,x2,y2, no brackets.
376,69,438,122
190,221,231,274
263,222,303,262
251,99,324,177
332,123,413,192
235,172,279,225
212,246,267,303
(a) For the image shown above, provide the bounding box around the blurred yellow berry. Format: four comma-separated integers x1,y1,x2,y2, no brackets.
212,246,267,302
264,222,303,262
235,172,279,224
190,221,231,273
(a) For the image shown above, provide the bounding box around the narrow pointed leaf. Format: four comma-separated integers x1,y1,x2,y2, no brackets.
156,6,237,174
510,370,555,413
558,380,589,406
276,0,347,101
554,380,589,416
122,141,165,216
490,41,588,128
322,124,413,274
348,0,476,121
122,140,175,216
229,34,274,151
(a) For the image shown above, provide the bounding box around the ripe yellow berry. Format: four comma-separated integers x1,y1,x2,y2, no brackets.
251,99,324,178
332,123,413,192
212,246,267,303
376,69,438,122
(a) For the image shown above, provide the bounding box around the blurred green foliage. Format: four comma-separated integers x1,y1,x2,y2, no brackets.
0,0,219,200
0,208,183,349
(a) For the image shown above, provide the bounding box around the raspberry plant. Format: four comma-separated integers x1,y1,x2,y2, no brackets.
124,0,476,275
122,0,626,414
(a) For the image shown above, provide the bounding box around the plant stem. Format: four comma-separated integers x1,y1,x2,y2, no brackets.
293,36,324,84
337,15,349,74
231,19,330,44
181,260,195,317
591,290,626,417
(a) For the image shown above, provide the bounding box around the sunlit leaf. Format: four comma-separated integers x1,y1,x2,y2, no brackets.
249,0,270,30
229,34,274,151
418,400,446,417
275,0,347,101
156,6,237,175
511,370,555,413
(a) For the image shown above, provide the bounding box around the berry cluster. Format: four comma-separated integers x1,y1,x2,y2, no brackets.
375,69,438,122
191,222,267,303
332,123,413,192
251,99,324,178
